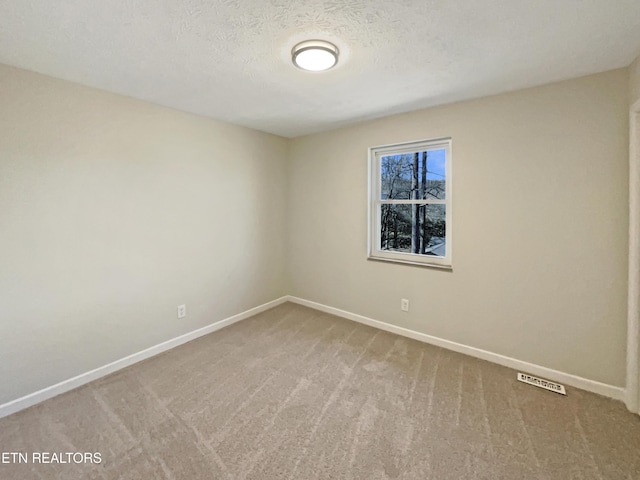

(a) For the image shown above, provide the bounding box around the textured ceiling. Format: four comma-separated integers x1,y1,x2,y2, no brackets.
1,0,640,137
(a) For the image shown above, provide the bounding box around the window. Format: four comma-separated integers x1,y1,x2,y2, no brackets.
368,137,452,268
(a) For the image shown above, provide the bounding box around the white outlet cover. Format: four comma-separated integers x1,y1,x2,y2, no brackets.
177,304,186,319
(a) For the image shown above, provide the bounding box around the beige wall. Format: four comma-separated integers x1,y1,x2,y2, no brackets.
631,54,640,106
0,65,288,404
287,69,629,387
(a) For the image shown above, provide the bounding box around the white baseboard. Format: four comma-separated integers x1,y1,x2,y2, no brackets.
0,296,288,419
1,294,626,418
286,296,626,402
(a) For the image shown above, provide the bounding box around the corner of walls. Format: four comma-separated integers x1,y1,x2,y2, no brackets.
630,54,640,106
283,135,295,296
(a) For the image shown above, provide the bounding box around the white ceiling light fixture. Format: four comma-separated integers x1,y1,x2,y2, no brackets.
292,40,339,72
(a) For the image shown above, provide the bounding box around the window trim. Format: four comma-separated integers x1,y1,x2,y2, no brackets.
368,137,452,269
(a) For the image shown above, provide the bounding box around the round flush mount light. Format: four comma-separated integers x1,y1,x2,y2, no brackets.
292,40,339,71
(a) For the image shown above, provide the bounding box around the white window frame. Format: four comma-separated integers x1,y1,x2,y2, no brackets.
368,137,452,269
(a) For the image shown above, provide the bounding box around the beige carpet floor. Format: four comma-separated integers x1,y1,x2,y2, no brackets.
1,302,639,479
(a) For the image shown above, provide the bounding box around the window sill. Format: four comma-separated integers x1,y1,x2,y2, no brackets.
367,256,453,271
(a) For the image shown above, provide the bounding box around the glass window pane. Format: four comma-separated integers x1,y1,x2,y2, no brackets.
380,204,412,252
424,149,446,200
380,154,412,200
380,150,445,200
423,204,446,256
380,204,446,257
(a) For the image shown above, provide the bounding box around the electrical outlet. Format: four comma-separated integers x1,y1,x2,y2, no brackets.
401,299,409,312
177,304,186,319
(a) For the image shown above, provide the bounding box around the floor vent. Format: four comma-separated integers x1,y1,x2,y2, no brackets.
517,372,566,395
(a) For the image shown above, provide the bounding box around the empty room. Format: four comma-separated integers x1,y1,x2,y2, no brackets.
2,0,640,478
